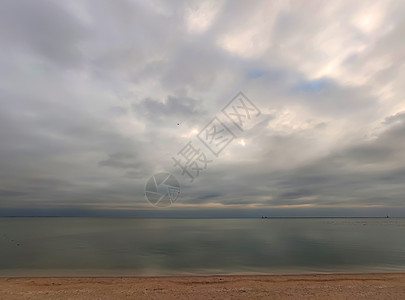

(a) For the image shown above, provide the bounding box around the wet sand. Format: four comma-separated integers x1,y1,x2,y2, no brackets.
1,273,405,299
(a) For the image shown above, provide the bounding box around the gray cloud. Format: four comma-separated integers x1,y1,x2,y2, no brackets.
1,0,405,216
0,0,88,67
383,111,405,125
133,95,207,124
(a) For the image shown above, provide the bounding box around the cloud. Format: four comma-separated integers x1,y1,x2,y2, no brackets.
132,95,207,124
383,111,405,125
0,0,88,67
1,0,405,216
98,153,143,169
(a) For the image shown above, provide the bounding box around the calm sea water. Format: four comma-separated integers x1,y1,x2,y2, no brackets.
1,217,405,276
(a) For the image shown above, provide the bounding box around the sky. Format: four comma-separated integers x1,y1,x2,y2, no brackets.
1,0,405,217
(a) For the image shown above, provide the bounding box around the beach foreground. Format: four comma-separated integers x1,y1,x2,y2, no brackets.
1,273,405,299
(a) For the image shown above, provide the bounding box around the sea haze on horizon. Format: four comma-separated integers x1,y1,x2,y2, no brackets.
1,1,405,216
0,208,402,218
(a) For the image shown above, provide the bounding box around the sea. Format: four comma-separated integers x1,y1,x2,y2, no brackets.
1,217,405,276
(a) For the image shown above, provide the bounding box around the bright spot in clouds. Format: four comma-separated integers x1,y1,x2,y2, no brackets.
181,128,200,138
238,139,246,146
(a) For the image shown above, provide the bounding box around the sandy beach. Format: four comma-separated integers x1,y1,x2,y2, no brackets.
0,273,404,299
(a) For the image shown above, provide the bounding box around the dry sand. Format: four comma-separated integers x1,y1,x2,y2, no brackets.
1,273,405,299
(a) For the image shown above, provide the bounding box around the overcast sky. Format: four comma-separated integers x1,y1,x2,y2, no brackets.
1,0,405,217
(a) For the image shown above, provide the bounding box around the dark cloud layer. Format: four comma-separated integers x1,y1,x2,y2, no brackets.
0,0,405,217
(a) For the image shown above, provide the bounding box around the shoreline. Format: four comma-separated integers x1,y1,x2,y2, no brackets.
1,272,405,299
1,270,405,278
2,268,405,278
